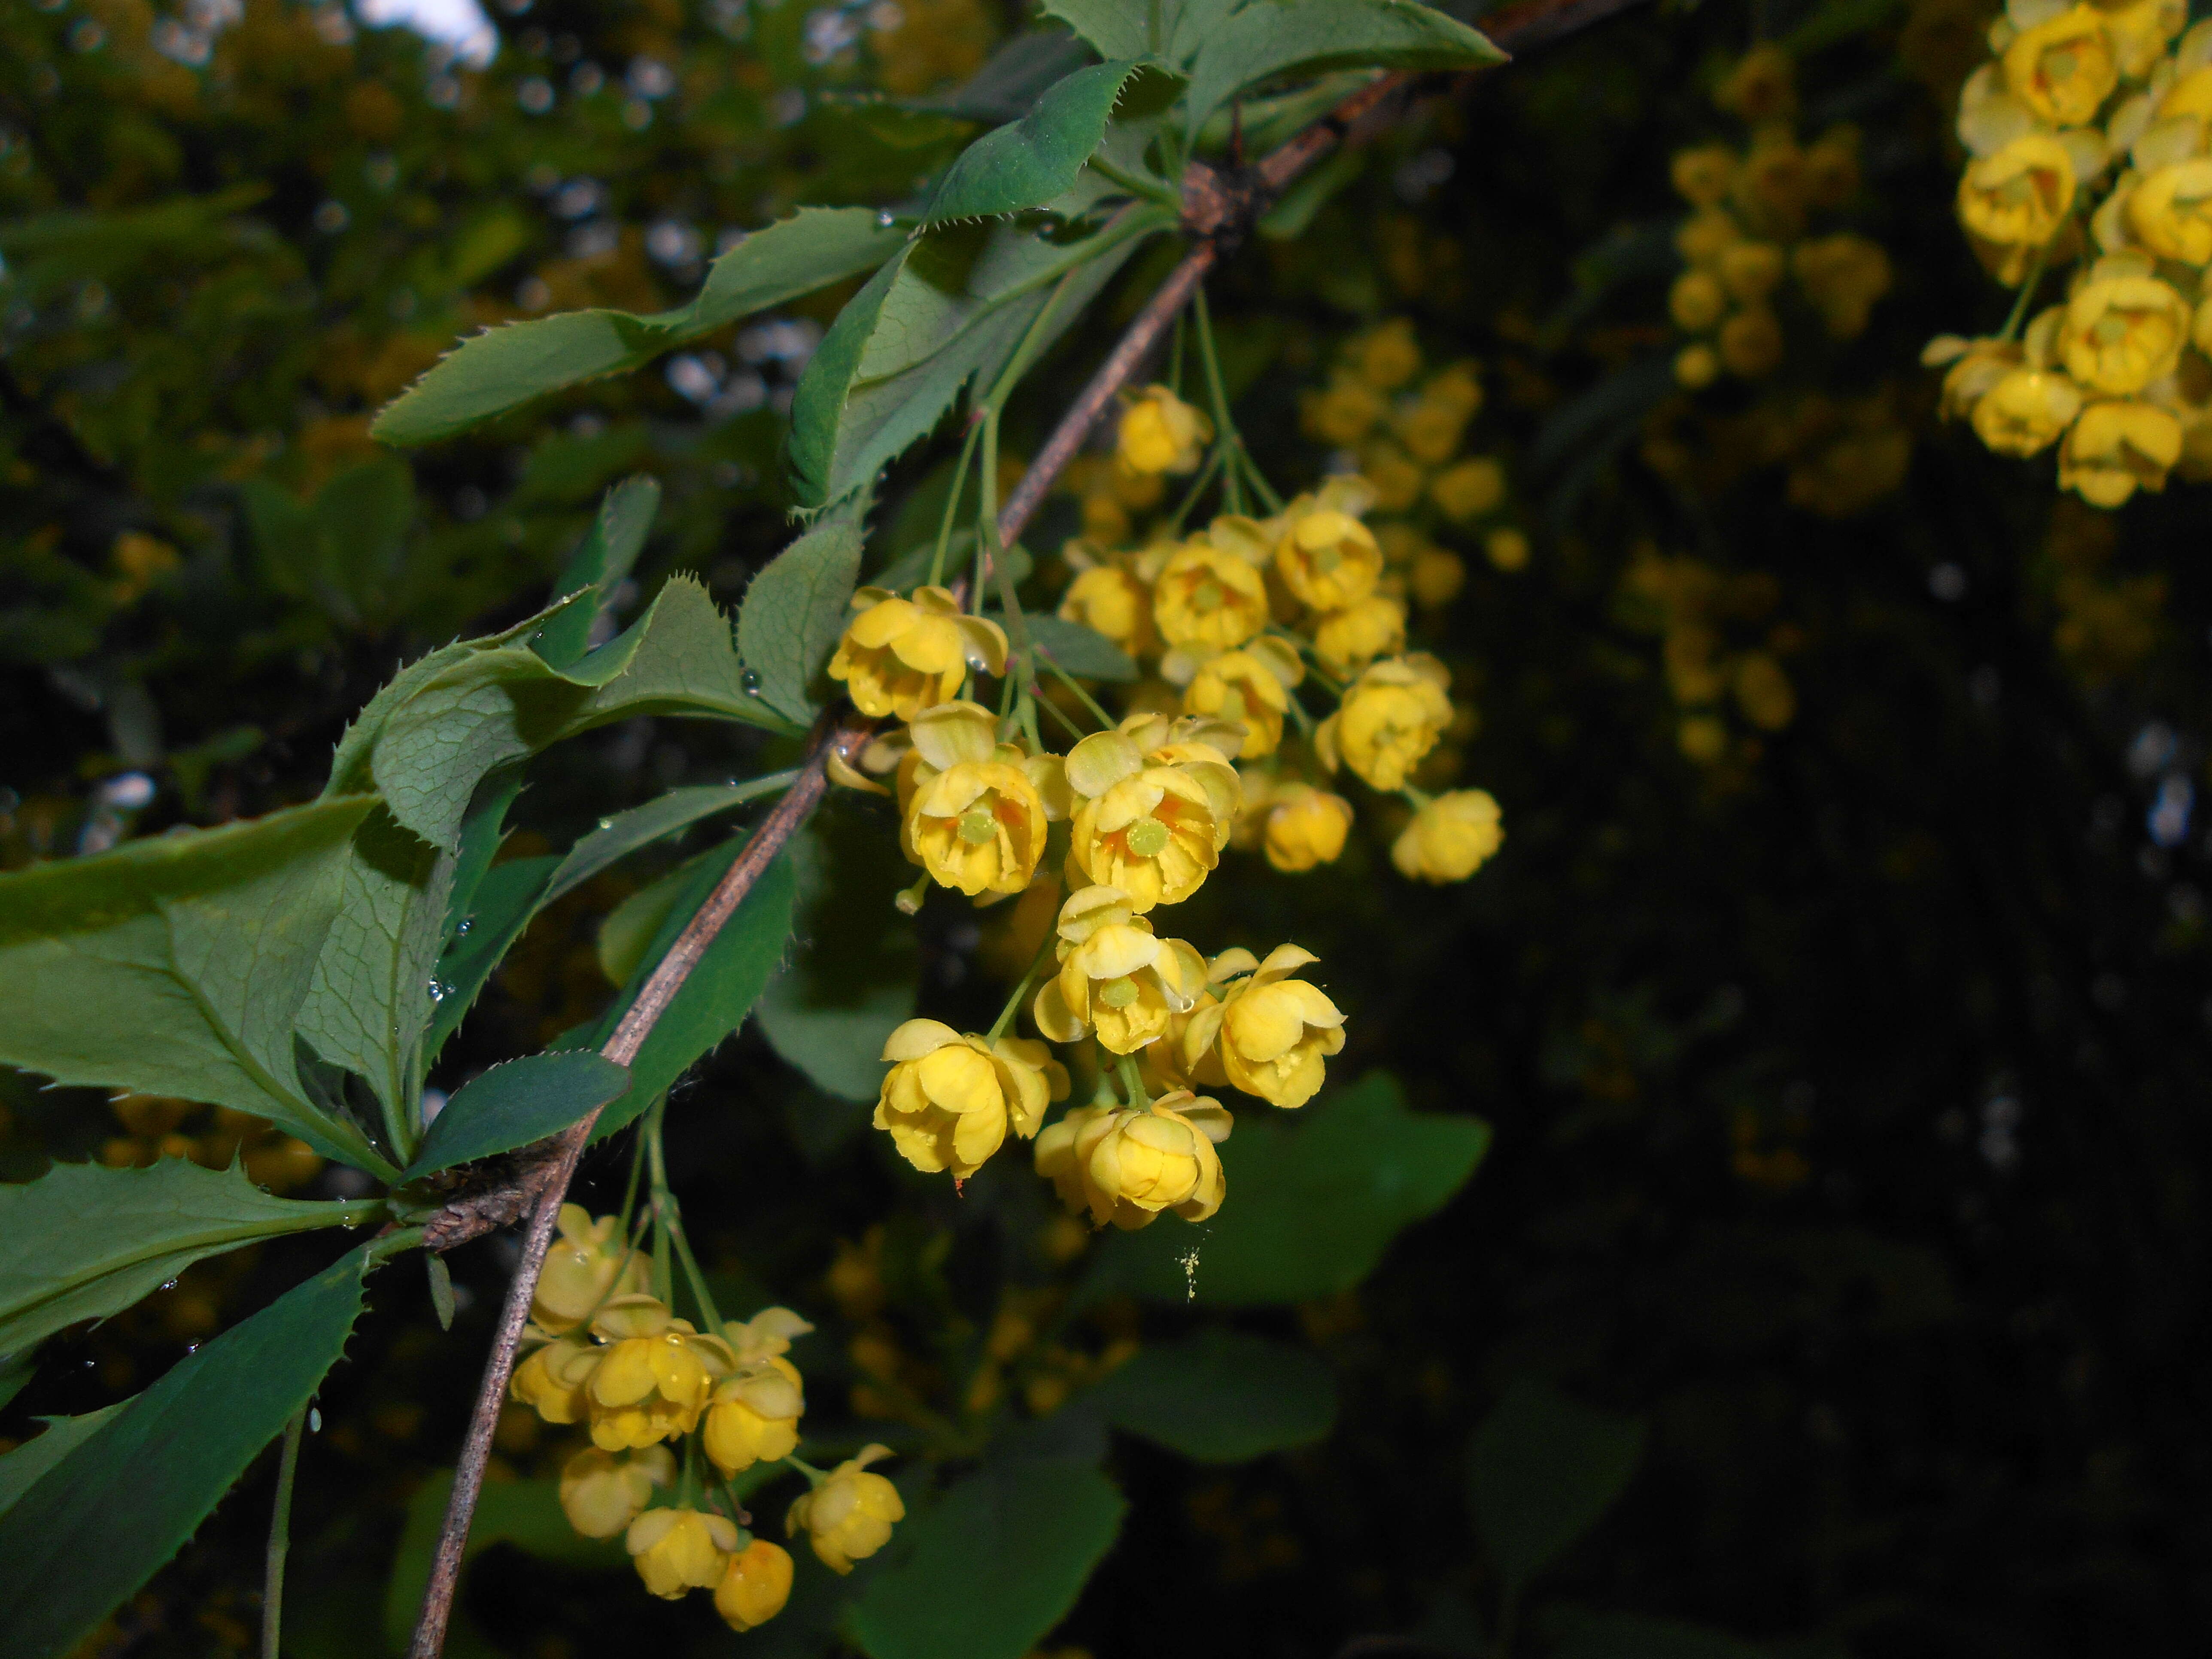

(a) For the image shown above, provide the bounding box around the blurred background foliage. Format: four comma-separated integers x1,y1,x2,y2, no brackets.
4,0,2210,1656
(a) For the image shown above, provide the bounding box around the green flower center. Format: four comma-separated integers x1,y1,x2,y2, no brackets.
957,806,999,845
1124,817,1171,858
1098,976,1140,1009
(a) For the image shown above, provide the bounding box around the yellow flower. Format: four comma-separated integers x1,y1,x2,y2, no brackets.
584,1296,735,1451
1671,144,1738,207
2058,398,2183,504
1034,1105,1107,1217
2127,160,2212,263
1033,908,1203,1054
1300,371,1386,445
1717,43,1796,122
1717,308,1784,378
827,586,1008,720
1185,945,1346,1108
1274,503,1382,611
1350,318,1423,389
1735,653,1798,730
1737,134,1810,237
510,1335,599,1425
1430,456,1506,521
1792,235,1893,339
715,1540,794,1632
1413,547,1471,606
702,1364,805,1475
1956,134,2077,280
559,1445,674,1540
1182,650,1291,759
1153,542,1270,652
1069,765,1229,907
1926,335,2024,421
1312,595,1408,676
532,1205,647,1334
1971,368,2084,454
1676,209,1743,268
2003,6,2117,127
1059,563,1157,656
1803,124,1862,207
1485,529,1531,573
787,1446,904,1574
628,1506,737,1598
1390,790,1504,883
1319,654,1455,791
1392,397,1473,466
1118,385,1212,475
1679,714,1729,763
907,759,1048,896
1675,343,1723,390
723,1304,812,1364
874,1019,1067,1179
1263,785,1355,872
1360,440,1427,513
2101,0,2185,77
1669,268,1728,332
1717,240,1786,305
1066,1091,1233,1228
2063,275,2188,393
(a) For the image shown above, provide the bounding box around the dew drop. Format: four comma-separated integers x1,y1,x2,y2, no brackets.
160,1279,179,1292
310,1408,322,1432
597,817,614,830
454,917,473,936
740,668,763,693
876,210,896,228
427,979,450,1002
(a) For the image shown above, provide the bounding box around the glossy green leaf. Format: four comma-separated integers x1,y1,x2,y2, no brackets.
1086,1329,1337,1461
0,796,388,1174
1182,0,1505,138
533,476,661,669
1093,1072,1488,1305
544,776,799,907
427,854,556,1060
0,1405,125,1519
0,1157,373,1357
382,1473,623,1659
736,498,868,725
1467,1381,1646,1593
848,1458,1125,1659
589,833,799,1136
790,213,1164,508
923,61,1142,225
403,1051,631,1180
1006,613,1138,681
371,208,905,445
0,1243,376,1659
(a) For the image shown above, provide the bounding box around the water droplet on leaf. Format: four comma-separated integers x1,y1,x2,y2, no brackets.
740,668,763,693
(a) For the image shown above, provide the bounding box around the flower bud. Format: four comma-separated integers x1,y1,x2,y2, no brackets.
559,1445,673,1540
1117,385,1212,475
787,1446,904,1574
715,1540,795,1632
627,1506,738,1598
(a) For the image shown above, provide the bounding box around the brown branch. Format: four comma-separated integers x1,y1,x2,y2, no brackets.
407,0,1654,1645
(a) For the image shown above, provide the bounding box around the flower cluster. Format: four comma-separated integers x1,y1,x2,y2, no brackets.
1931,0,2212,504
1666,46,1895,391
822,380,1516,1231
507,1206,887,1631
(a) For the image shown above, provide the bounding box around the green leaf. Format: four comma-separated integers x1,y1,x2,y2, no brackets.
241,457,416,626
1182,0,1505,138
897,30,1095,122
790,213,1164,508
371,208,906,446
1005,613,1137,681
737,498,869,725
0,1243,376,1659
848,1458,1125,1659
403,1051,631,1181
1466,1381,1646,1594
383,1472,624,1659
1092,1072,1488,1305
1086,1329,1336,1461
1536,1607,1772,1659
757,981,909,1104
534,476,662,670
0,1157,372,1358
1041,0,1151,60
589,833,799,1136
0,1406,125,1519
923,61,1143,225
427,854,556,1060
544,777,799,907
0,796,388,1174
